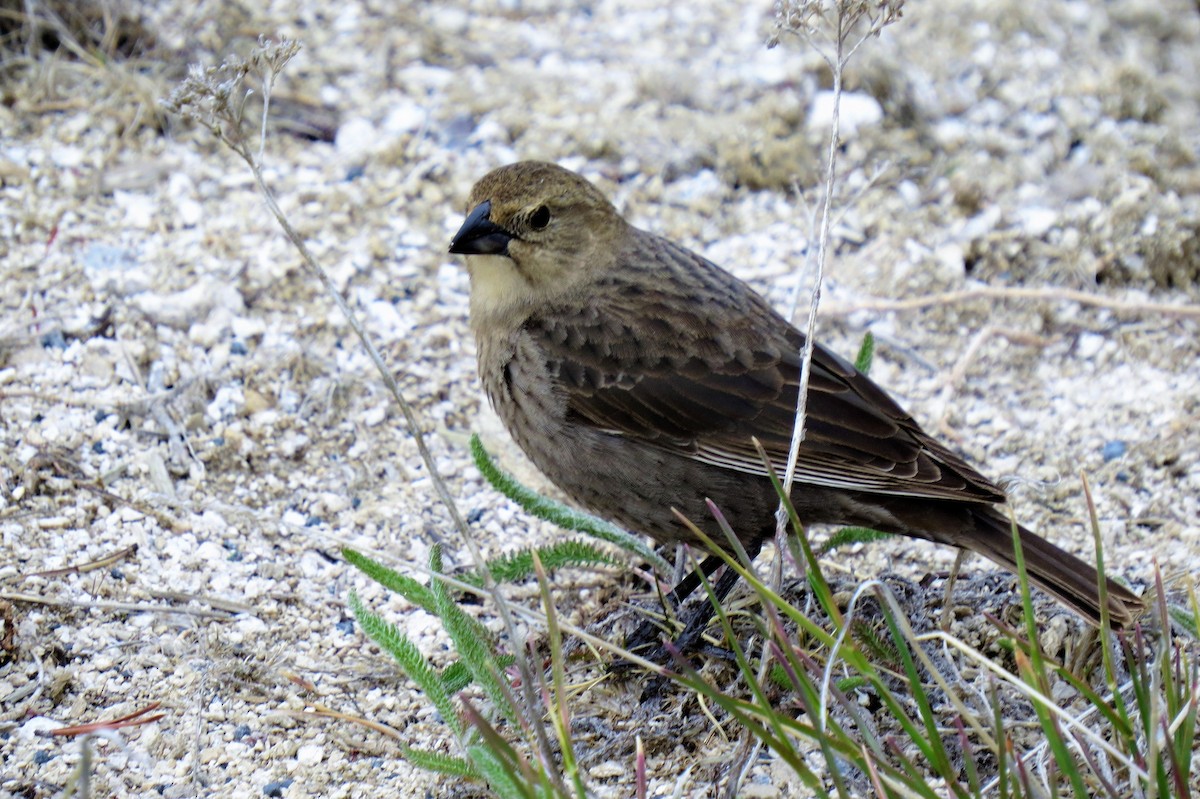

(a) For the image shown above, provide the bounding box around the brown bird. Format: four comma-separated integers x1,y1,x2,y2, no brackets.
448,160,1143,648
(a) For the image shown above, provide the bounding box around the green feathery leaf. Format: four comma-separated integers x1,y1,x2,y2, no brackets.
470,434,671,574
349,591,460,737
854,330,875,375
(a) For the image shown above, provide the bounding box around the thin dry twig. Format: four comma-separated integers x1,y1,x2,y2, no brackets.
282,705,408,741
932,325,1051,434
52,702,165,737
0,592,239,618
18,449,186,531
771,0,906,530
24,545,139,580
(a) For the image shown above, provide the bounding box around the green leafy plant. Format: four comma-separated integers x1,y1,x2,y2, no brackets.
160,26,1194,799
655,464,1195,798
468,435,671,575
465,381,1194,797
347,544,604,797
347,546,515,784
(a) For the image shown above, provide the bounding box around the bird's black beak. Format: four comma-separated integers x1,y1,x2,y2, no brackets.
448,201,512,256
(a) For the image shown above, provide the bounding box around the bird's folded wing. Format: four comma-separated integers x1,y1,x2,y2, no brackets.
526,301,1005,505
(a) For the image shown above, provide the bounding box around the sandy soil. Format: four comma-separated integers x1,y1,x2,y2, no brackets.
1,0,1198,796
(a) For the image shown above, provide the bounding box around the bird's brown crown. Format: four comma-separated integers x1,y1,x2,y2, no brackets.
455,162,628,324
466,161,614,215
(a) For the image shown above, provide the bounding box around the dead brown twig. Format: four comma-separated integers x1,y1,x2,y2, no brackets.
933,325,1051,437
26,545,139,580
18,448,186,531
51,702,165,736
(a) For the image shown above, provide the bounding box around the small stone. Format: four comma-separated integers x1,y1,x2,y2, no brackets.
1101,440,1127,461
336,117,379,162
263,779,293,797
807,91,883,136
1077,332,1105,360
1015,206,1058,238
83,244,148,296
296,743,323,766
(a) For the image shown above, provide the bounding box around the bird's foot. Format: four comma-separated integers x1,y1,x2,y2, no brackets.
612,592,724,670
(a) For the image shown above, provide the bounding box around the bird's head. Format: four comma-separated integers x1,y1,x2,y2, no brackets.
449,161,626,324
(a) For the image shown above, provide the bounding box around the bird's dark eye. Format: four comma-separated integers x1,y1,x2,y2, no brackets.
529,205,551,230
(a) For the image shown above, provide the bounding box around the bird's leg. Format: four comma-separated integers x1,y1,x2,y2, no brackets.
663,553,726,608
620,555,739,665
670,565,742,654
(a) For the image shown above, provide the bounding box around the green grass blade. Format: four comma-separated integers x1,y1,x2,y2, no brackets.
1013,649,1090,799
878,601,960,789
441,655,517,695
533,551,588,798
466,744,538,799
819,526,892,555
750,437,844,628
463,699,548,799
440,661,472,695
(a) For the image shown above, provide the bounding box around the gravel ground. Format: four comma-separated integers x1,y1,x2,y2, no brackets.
2,0,1198,796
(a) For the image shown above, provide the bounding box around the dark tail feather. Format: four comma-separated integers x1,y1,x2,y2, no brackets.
968,509,1144,629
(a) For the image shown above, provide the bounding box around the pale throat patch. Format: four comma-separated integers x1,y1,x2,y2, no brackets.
467,255,534,323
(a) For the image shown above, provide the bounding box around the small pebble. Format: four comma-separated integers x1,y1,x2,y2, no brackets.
296,744,323,766
263,779,293,797
40,330,67,349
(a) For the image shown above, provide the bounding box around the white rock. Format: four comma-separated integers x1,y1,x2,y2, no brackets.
235,616,268,636
82,244,149,296
336,117,380,162
361,404,387,427
176,197,204,227
319,493,350,514
959,207,1002,241
206,384,245,423
897,180,922,208
200,510,230,534
135,280,245,330
231,315,266,339
18,717,65,740
807,91,883,136
1015,206,1058,238
365,299,408,338
1077,332,1105,360
383,100,426,136
296,743,324,766
278,431,310,458
114,190,157,229
53,146,85,168
195,540,226,563
933,117,969,147
662,169,723,205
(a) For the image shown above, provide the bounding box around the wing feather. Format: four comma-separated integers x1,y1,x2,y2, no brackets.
527,232,1005,504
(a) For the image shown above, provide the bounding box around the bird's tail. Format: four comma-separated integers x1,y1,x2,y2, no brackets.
967,508,1144,629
